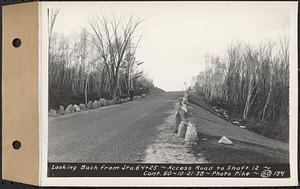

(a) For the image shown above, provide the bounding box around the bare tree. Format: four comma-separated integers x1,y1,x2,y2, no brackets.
261,42,275,120
193,37,289,123
47,9,59,61
88,15,144,99
74,29,90,105
48,13,155,109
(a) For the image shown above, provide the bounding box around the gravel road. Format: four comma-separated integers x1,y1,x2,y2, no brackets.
48,91,288,164
48,92,182,162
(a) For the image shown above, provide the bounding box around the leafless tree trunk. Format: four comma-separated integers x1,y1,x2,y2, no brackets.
88,15,144,99
262,63,273,120
193,37,288,122
47,9,59,49
47,9,59,87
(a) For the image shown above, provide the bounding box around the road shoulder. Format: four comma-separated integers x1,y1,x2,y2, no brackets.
188,96,289,163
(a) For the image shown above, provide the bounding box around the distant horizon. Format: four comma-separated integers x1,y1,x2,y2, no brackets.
45,2,291,91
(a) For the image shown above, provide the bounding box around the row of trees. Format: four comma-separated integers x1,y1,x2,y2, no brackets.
193,36,289,122
48,10,155,109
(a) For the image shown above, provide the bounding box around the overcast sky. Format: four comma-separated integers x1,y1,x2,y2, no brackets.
45,2,294,91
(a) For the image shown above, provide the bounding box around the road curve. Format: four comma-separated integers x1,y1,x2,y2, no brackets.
48,91,182,163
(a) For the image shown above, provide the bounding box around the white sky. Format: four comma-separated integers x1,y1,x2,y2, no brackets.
44,2,294,91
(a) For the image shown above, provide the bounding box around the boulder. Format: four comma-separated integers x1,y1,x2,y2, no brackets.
99,98,107,106
142,94,146,97
182,97,188,105
111,99,117,104
65,104,74,114
232,121,240,125
178,121,187,137
73,104,80,112
93,100,99,108
48,109,56,116
87,101,93,109
186,105,193,113
184,122,198,143
181,104,188,113
218,136,233,144
175,112,181,132
79,103,87,111
126,97,131,101
178,109,186,121
58,105,64,114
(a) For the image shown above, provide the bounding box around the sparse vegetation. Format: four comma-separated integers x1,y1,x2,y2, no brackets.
192,37,289,142
48,9,155,109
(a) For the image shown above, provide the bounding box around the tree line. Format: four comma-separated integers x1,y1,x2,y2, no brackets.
48,10,155,109
193,36,289,122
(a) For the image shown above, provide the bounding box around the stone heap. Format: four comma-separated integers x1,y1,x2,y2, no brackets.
48,94,148,117
174,93,198,144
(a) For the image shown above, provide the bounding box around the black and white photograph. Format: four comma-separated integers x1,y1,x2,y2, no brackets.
43,1,297,184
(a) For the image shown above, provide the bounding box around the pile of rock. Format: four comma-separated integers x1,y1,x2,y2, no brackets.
49,99,104,117
174,93,198,144
48,94,147,117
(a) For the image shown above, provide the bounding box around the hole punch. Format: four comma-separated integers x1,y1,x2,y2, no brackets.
12,38,21,48
12,140,21,150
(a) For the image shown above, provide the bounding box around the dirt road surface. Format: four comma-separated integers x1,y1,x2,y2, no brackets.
48,92,182,162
